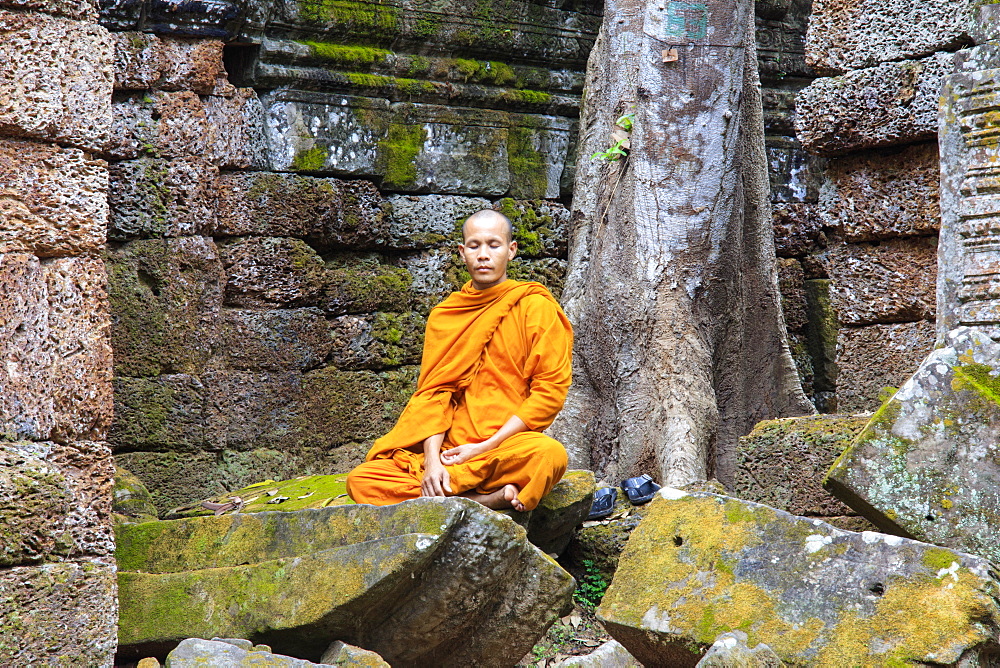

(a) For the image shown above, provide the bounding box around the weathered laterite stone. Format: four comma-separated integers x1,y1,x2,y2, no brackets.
826,326,1000,564
116,498,575,666
599,489,1000,667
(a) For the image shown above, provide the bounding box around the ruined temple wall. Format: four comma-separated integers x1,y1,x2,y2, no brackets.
776,0,969,414
99,0,593,514
0,0,118,663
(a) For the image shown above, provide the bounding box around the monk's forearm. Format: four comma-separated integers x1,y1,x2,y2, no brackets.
423,433,446,464
482,415,528,450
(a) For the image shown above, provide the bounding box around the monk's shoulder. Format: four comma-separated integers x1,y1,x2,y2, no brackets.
514,292,562,322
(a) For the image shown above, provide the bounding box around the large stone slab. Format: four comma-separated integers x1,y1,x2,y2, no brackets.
0,558,117,667
599,489,1000,666
735,415,868,521
806,0,977,74
0,11,112,151
818,142,940,242
385,194,489,249
116,498,575,666
328,311,425,370
826,326,1000,563
835,320,936,413
113,33,232,95
220,308,333,372
795,51,953,156
0,254,113,442
0,138,108,257
218,236,326,308
817,238,937,327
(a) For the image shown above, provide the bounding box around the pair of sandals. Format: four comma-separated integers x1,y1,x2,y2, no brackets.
586,474,661,520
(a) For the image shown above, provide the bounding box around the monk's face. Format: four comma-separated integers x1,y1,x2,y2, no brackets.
459,214,517,290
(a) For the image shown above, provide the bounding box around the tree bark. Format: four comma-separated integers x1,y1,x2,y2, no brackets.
551,0,813,487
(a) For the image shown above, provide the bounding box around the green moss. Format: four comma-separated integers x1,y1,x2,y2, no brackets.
952,363,1000,407
292,145,329,172
501,89,552,105
413,13,442,37
379,123,426,189
298,0,400,34
507,126,549,199
302,41,391,67
804,279,839,398
405,55,431,76
922,547,960,572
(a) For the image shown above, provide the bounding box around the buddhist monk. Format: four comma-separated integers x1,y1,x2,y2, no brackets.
346,209,573,512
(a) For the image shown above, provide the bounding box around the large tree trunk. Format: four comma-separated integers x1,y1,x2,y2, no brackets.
551,0,813,487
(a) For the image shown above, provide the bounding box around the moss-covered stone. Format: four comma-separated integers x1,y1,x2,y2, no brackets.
493,198,569,258
523,470,595,555
825,326,1000,563
321,254,417,315
116,498,574,666
0,445,75,566
329,311,426,370
379,122,426,189
165,474,354,520
113,466,158,524
599,490,1000,666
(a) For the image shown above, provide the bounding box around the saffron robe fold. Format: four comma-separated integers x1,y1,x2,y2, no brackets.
348,279,573,510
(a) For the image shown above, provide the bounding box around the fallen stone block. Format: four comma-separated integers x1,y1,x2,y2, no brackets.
552,639,640,667
735,415,868,521
319,640,389,666
598,489,1000,666
525,469,595,555
696,631,783,667
0,558,117,667
116,498,575,666
796,51,953,155
835,320,936,413
818,142,940,242
806,0,976,74
816,237,937,327
826,326,1000,563
165,637,337,667
0,138,107,257
0,11,112,151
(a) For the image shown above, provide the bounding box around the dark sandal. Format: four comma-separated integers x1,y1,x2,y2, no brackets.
621,474,661,505
587,487,618,520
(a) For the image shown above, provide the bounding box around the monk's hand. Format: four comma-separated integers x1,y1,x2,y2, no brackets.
421,460,453,497
440,442,490,466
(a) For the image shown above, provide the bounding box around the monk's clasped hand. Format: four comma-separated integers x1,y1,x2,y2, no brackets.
440,442,490,466
420,460,453,497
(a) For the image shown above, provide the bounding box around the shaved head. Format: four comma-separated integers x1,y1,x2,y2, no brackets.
462,209,514,244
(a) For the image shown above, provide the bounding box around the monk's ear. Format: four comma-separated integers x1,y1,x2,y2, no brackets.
508,240,517,259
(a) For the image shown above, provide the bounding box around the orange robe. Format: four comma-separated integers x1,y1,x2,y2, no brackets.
346,279,573,511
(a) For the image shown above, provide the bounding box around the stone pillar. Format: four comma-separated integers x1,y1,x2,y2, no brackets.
824,6,1000,563
0,0,117,664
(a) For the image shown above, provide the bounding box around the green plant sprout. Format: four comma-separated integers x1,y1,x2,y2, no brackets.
591,112,636,162
573,559,609,608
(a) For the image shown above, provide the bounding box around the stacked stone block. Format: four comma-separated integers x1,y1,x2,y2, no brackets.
0,0,117,663
776,0,956,413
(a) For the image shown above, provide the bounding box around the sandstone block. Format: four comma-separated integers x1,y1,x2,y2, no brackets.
735,415,868,518
0,254,113,442
165,638,339,667
0,559,117,667
795,52,953,156
322,256,418,315
113,33,232,94
108,157,218,239
110,374,208,453
599,489,1000,666
116,499,575,666
108,90,267,168
835,320,936,413
220,309,333,372
817,238,937,326
106,236,224,376
219,237,326,308
0,11,112,151
827,326,1000,563
298,366,418,449
496,198,569,258
214,172,388,248
806,0,975,74
696,631,783,668
0,138,107,257
0,445,74,566
819,142,940,242
328,311,425,370
201,370,304,452
771,203,826,257
525,469,595,555
385,194,490,249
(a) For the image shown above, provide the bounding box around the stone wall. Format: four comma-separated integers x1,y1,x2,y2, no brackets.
0,0,118,664
775,0,959,413
100,0,592,514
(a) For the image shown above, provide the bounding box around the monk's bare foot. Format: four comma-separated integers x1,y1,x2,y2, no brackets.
462,484,525,511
